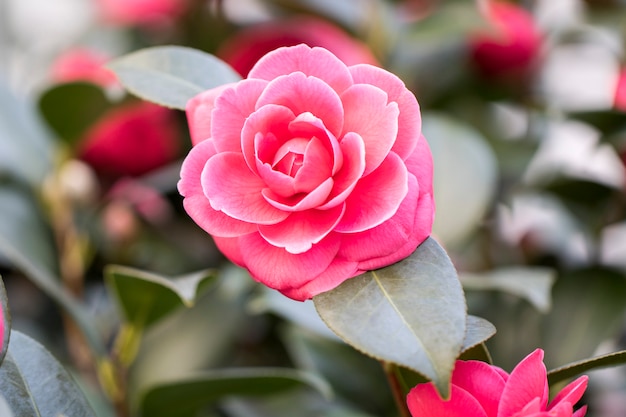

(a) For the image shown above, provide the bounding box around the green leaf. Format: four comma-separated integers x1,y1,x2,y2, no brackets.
0,331,96,417
0,394,14,417
0,276,9,366
105,265,217,331
547,350,626,386
0,185,106,358
462,267,557,313
140,368,333,417
108,46,242,110
38,82,115,145
313,237,467,398
463,315,496,353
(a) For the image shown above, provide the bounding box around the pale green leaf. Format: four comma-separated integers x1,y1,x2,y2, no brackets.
0,394,14,417
548,350,626,386
313,237,467,397
0,331,96,417
463,315,496,352
462,267,557,313
108,46,242,110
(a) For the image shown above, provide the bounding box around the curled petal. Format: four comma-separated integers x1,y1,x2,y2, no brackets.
263,177,334,212
249,44,354,95
319,132,365,209
350,64,421,160
202,152,289,224
341,83,399,175
548,376,588,412
259,204,344,254
407,383,489,417
289,113,343,176
186,84,234,146
335,152,408,233
498,349,549,417
243,105,296,173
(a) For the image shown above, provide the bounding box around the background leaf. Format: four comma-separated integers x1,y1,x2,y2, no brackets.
108,46,242,110
547,350,626,386
0,331,96,417
313,237,467,397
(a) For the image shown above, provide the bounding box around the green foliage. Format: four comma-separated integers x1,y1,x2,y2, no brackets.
108,46,242,110
314,237,467,397
548,349,626,386
0,331,96,417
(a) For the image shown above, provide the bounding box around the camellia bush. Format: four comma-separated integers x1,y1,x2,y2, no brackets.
2,0,626,416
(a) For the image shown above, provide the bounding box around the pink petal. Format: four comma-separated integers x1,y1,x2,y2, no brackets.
213,235,246,267
407,383,489,417
405,134,434,195
349,64,421,160
258,204,344,254
186,83,234,146
572,405,588,417
335,152,408,233
498,349,549,417
340,83,399,175
242,104,296,173
289,113,343,176
179,139,218,197
451,360,508,417
249,44,354,95
318,132,366,209
256,72,344,137
262,177,334,212
211,79,268,153
202,152,289,224
239,232,342,293
281,256,359,300
548,376,588,411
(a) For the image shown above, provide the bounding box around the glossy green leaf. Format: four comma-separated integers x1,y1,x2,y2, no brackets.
38,82,115,145
313,237,467,397
108,46,242,110
423,113,498,247
0,185,106,357
140,368,333,417
547,349,626,386
105,265,217,331
462,267,557,313
0,276,9,366
0,331,96,417
0,81,53,186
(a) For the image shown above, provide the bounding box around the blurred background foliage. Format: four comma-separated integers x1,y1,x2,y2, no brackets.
2,0,626,416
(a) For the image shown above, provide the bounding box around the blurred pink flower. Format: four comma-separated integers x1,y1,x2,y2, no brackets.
96,0,187,27
50,48,118,88
469,1,542,80
179,44,434,300
0,300,5,354
217,17,379,77
407,349,588,417
78,101,181,180
613,67,626,111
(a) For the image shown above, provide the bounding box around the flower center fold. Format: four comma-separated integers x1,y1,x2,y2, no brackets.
272,138,308,177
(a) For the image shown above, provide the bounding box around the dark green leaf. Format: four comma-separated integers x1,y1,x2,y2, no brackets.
313,237,467,397
0,276,9,366
105,265,216,331
0,331,96,417
38,82,115,145
108,46,241,110
548,350,626,386
140,368,333,417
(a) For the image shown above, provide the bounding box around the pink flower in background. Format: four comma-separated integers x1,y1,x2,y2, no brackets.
96,0,187,27
469,1,542,79
78,101,181,180
50,48,118,88
179,44,434,301
407,349,588,417
0,301,5,353
217,17,379,77
613,67,626,111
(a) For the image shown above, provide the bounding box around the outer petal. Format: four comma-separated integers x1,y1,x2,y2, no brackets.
451,360,508,417
405,134,434,195
259,204,345,254
498,349,549,417
548,376,588,412
186,84,234,146
212,235,246,267
211,79,268,153
256,72,344,137
248,44,354,95
407,383,489,417
280,255,359,300
178,140,256,237
341,83,399,175
349,64,421,160
239,232,342,294
202,152,289,224
335,152,408,233
572,405,588,417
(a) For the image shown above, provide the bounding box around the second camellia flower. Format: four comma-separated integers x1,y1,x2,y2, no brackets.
179,44,434,300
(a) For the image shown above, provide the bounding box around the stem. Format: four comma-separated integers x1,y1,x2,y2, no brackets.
382,362,411,417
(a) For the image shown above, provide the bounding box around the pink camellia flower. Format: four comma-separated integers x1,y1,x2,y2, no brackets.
179,44,434,301
407,349,588,417
96,0,187,27
613,67,626,111
50,48,118,88
78,101,181,180
469,1,542,80
217,16,379,77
